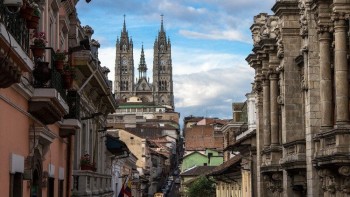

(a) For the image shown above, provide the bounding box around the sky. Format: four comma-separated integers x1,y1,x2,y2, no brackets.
76,0,275,121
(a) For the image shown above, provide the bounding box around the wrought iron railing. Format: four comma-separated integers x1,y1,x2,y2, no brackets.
64,90,80,120
0,0,30,54
33,48,67,102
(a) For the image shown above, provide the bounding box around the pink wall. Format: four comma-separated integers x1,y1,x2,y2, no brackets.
0,87,69,197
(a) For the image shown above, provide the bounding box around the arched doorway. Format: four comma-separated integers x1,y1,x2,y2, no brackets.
31,149,42,197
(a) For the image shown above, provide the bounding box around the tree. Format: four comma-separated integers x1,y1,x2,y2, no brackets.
187,176,216,197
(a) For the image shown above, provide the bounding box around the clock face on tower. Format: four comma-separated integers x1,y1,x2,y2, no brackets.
122,58,128,65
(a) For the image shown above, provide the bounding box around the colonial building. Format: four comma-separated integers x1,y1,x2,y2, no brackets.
0,0,117,196
247,0,350,196
210,93,257,197
114,17,174,110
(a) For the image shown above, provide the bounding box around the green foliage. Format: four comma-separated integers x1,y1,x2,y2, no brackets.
187,176,216,197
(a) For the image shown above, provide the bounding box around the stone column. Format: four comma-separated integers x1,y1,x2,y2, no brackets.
318,27,333,128
333,13,349,124
263,74,271,148
270,72,279,145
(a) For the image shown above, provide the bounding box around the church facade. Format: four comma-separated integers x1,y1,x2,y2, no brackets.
114,17,174,110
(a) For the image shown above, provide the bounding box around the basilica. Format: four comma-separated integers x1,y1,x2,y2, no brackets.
114,17,174,110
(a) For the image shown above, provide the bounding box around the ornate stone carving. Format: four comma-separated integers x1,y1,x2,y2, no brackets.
331,12,349,22
318,169,338,194
260,16,280,40
277,95,284,105
298,0,308,37
276,63,284,73
339,166,350,176
252,13,268,46
264,173,283,194
83,25,94,39
253,81,263,93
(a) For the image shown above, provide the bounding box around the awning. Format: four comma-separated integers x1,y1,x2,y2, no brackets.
105,134,130,157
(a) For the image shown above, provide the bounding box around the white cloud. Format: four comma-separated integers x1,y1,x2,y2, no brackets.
99,46,254,116
179,29,250,43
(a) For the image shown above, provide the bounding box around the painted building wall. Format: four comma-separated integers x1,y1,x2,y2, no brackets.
117,129,145,169
216,182,242,197
0,79,69,197
181,152,208,172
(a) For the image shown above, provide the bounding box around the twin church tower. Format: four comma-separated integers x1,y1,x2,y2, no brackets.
114,16,174,110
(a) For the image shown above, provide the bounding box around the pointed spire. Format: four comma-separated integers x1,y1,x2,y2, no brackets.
160,14,164,32
123,14,127,32
138,43,147,79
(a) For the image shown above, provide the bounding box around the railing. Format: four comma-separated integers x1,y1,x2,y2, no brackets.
64,90,80,120
0,0,30,54
33,48,67,102
72,170,113,196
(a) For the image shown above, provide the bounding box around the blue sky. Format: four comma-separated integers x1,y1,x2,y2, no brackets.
76,0,275,120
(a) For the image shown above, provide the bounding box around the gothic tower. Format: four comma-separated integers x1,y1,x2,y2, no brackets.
114,16,134,101
153,15,174,109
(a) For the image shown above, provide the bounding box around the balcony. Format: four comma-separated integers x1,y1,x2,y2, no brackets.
29,50,69,125
0,0,33,88
313,127,350,167
279,140,306,170
72,170,113,197
71,49,117,113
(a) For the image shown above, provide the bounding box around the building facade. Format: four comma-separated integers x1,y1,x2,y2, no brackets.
0,0,117,196
114,17,174,109
247,0,350,196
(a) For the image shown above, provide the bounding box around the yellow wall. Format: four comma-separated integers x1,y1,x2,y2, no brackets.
216,181,242,197
242,170,251,197
118,130,145,168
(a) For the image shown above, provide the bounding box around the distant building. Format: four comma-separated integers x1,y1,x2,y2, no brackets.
183,117,228,155
114,17,174,109
180,149,223,173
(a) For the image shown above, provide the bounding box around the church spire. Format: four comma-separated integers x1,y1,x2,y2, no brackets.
138,44,147,79
160,14,164,32
123,14,127,33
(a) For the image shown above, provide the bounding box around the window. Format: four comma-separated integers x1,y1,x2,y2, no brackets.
47,177,54,197
58,180,64,197
10,173,23,197
121,81,129,91
159,81,167,91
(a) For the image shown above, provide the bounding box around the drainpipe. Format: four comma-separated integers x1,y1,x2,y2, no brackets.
66,135,73,196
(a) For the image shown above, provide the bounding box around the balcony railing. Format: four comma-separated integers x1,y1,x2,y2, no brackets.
72,170,113,196
64,90,80,120
0,0,30,54
33,48,67,102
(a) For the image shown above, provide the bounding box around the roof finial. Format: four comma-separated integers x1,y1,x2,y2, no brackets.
160,14,164,32
123,14,126,32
